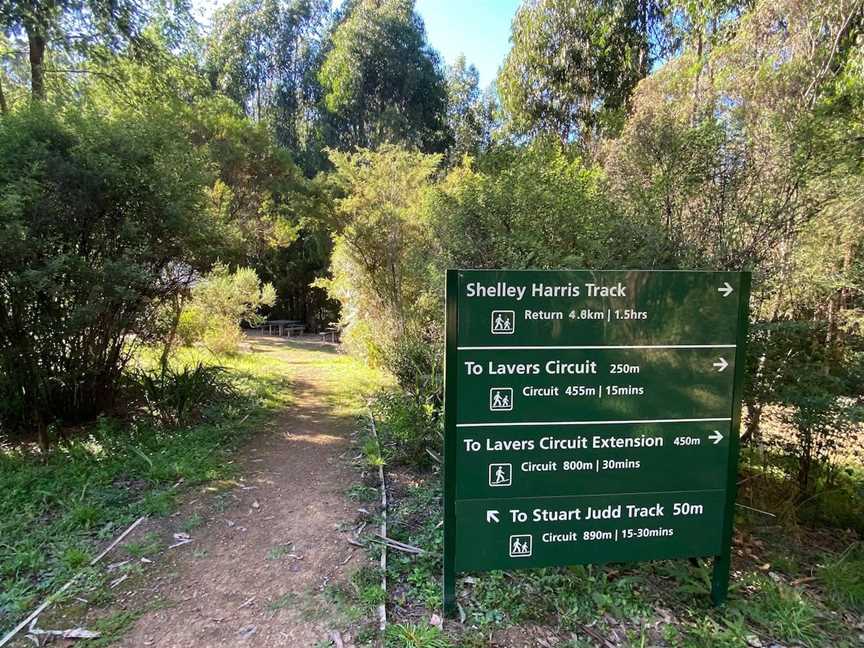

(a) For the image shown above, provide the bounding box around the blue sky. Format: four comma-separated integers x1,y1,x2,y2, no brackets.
192,0,521,88
415,0,521,87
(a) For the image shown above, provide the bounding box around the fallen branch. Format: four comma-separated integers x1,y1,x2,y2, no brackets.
735,503,776,518
371,533,425,555
0,516,146,647
26,619,100,640
577,623,616,648
368,536,423,555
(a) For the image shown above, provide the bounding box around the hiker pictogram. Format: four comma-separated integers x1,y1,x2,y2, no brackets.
488,463,512,487
491,310,515,334
489,387,513,411
509,535,532,558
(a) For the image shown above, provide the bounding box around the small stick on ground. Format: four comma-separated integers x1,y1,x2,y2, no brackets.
577,624,616,648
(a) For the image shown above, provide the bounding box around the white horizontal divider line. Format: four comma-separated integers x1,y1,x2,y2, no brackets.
457,344,737,351
456,417,732,428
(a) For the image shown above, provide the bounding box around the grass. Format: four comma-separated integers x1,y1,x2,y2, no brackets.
818,545,864,611
385,623,453,648
124,532,162,558
267,591,299,612
266,543,296,560
0,343,293,636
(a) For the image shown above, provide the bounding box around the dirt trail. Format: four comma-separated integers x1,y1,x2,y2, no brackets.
119,339,369,647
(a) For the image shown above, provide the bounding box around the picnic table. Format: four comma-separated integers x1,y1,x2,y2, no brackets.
256,319,306,337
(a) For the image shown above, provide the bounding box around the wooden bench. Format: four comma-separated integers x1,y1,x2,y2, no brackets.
319,324,341,343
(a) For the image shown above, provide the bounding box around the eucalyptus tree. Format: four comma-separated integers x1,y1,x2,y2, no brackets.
206,0,329,163
444,55,499,166
318,0,448,152
0,0,154,100
498,0,666,145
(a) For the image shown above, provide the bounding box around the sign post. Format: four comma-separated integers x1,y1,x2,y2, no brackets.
443,269,750,615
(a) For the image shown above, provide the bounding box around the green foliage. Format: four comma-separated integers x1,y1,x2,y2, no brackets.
205,0,330,171
743,578,826,646
746,321,862,492
470,566,648,628
319,0,448,152
180,264,277,354
0,0,154,100
819,546,864,611
432,140,663,271
444,55,498,166
317,145,441,375
499,0,661,142
0,104,215,442
371,390,440,466
132,363,238,427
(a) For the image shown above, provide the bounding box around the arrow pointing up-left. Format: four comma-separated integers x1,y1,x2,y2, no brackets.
486,510,500,524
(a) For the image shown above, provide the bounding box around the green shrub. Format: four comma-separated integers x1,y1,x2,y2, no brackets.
384,323,443,408
371,390,440,467
0,104,215,446
175,265,276,355
132,363,236,427
176,308,208,347
745,579,824,646
385,624,452,648
202,316,245,355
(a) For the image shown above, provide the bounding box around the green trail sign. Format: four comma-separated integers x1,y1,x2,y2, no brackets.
442,269,751,614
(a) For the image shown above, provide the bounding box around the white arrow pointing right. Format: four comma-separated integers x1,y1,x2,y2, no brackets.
486,510,500,524
718,282,734,297
709,430,724,444
713,357,729,372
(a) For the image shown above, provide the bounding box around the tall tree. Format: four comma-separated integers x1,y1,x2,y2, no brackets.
0,0,151,100
444,55,499,165
498,0,665,144
318,0,448,152
205,0,329,164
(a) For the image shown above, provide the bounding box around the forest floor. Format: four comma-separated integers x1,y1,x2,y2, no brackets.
2,338,389,647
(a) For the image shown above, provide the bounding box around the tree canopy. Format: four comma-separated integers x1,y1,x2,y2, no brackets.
499,0,664,144
318,0,448,152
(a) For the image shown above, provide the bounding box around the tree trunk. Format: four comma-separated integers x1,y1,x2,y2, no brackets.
740,400,762,446
28,30,47,100
35,411,50,454
160,295,185,373
0,75,7,114
691,31,703,125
